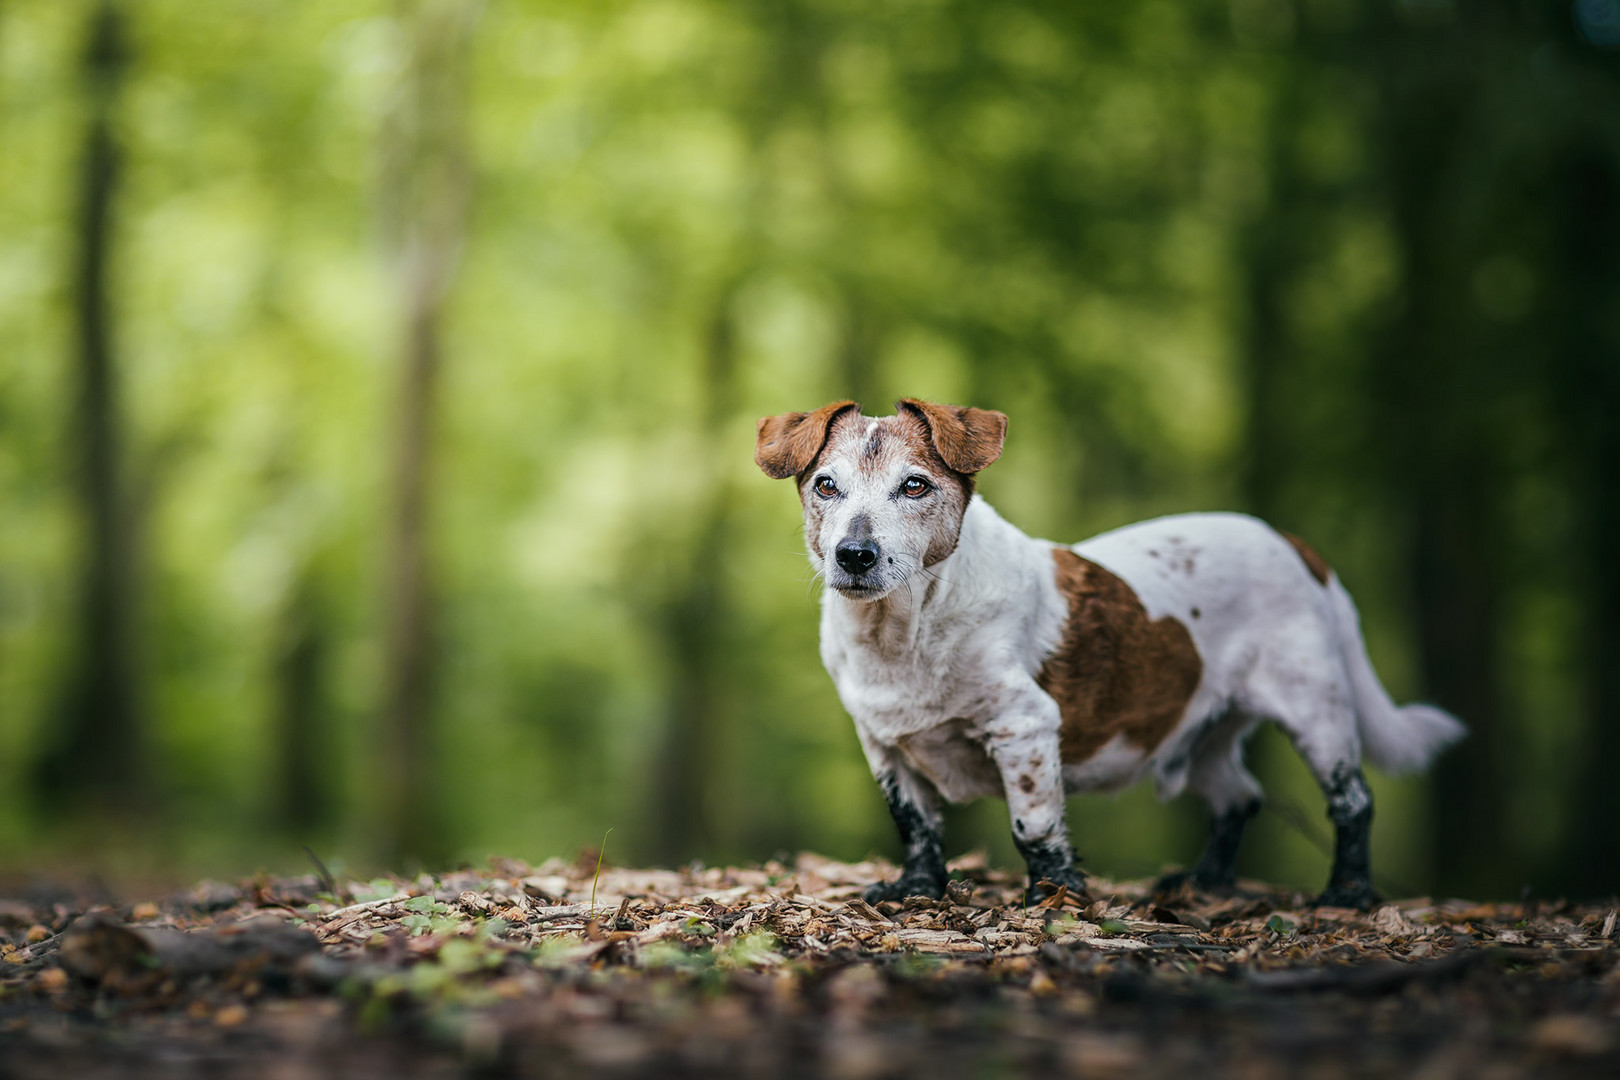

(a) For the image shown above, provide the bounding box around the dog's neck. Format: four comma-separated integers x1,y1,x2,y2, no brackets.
831,565,943,655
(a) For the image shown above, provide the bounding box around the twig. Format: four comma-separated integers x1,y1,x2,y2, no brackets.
529,903,598,922
590,828,613,910
1263,797,1420,899
1262,796,1335,859
303,847,339,900
1244,947,1479,995
320,895,411,924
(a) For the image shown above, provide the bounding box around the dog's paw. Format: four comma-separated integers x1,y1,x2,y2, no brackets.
1311,881,1378,911
1153,869,1195,895
1154,867,1236,896
1024,867,1089,908
863,874,946,904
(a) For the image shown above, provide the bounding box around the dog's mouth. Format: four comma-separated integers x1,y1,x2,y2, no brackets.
827,577,895,601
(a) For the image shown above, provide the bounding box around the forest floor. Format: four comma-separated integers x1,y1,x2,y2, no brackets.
2,852,1618,1079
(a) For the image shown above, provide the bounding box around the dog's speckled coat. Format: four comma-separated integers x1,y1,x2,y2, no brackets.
756,400,1464,908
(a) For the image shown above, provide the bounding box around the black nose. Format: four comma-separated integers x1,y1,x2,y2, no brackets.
835,539,880,575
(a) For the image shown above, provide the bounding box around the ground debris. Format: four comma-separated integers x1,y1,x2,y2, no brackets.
2,854,1618,1078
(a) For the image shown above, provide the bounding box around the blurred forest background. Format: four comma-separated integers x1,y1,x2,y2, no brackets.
2,0,1618,901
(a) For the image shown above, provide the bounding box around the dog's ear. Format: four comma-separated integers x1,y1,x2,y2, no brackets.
754,401,860,479
897,399,1008,474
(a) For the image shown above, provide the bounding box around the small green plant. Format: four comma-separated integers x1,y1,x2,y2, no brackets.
436,937,504,976
639,941,712,973
715,931,784,970
532,933,592,969
892,951,942,979
590,827,614,911
404,895,451,916
1097,918,1132,937
349,879,403,904
1266,914,1296,936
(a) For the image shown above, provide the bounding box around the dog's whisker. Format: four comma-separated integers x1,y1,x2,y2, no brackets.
891,551,952,589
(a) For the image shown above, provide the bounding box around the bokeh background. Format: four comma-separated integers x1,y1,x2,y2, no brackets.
2,0,1618,900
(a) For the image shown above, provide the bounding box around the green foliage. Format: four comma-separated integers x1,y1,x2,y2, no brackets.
890,951,943,979
532,933,597,970
637,941,709,974
714,931,784,970
1265,914,1296,937
403,895,451,916
0,0,1616,900
350,879,404,904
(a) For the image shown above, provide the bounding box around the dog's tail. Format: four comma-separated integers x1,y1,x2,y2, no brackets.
1327,577,1466,774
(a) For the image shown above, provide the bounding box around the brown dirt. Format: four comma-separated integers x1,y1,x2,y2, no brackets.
3,853,1618,1078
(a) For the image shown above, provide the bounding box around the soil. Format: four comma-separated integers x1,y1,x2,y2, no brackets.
3,853,1618,1078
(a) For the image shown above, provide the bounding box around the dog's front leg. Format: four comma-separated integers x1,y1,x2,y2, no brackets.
860,740,947,903
982,689,1086,907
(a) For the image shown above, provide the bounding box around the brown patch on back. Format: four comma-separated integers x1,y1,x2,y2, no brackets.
1037,549,1203,764
1281,532,1332,586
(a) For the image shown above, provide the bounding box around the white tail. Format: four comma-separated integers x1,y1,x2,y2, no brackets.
1328,578,1466,774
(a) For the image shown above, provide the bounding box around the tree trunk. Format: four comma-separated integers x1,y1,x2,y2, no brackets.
35,0,145,817
1410,460,1505,898
378,284,443,865
1551,147,1620,899
375,0,477,866
1370,17,1508,898
273,573,331,836
649,297,739,867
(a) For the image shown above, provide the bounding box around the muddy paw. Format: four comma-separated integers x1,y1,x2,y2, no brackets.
1024,867,1089,908
1153,869,1195,896
1312,882,1378,911
1154,868,1236,896
864,874,946,904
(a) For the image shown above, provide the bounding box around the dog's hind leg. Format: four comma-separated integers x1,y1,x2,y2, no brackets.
861,744,948,903
1243,629,1378,910
1314,762,1375,909
1158,710,1262,893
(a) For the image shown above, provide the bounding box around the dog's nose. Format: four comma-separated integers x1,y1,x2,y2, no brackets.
835,539,880,575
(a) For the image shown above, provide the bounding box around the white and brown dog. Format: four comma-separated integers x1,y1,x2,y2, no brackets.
755,399,1465,909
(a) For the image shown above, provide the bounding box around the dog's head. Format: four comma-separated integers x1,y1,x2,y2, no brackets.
755,399,1008,601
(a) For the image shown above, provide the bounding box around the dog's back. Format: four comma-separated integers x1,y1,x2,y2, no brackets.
1069,511,1461,781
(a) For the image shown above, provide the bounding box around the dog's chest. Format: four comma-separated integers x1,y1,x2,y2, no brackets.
827,646,1008,803
821,611,1012,743
825,641,986,739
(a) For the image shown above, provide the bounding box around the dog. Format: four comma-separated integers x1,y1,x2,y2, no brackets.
755,399,1465,908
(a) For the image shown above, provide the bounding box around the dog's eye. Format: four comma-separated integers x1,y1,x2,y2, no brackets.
814,477,839,498
901,477,931,498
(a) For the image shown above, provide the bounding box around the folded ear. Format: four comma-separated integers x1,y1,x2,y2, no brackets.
754,401,860,479
897,399,1008,474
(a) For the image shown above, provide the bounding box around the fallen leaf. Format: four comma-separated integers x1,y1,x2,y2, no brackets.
214,1004,250,1028
1530,1015,1612,1056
